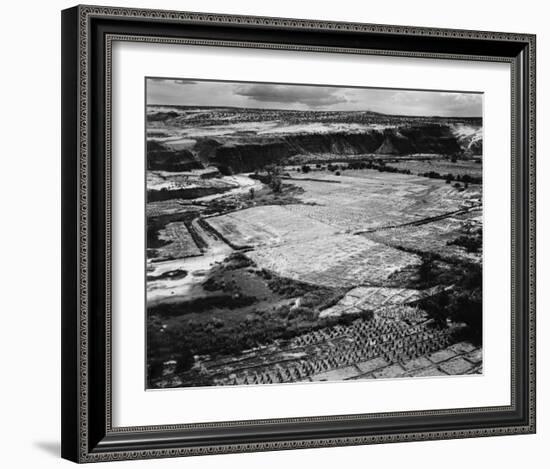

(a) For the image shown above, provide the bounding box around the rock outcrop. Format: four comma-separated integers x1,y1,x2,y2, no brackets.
147,141,203,172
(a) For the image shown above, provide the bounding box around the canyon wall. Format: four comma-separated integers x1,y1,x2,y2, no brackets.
148,124,482,173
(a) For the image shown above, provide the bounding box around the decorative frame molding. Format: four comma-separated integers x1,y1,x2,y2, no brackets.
61,4,536,463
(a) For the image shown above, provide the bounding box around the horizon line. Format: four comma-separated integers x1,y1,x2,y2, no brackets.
146,103,483,120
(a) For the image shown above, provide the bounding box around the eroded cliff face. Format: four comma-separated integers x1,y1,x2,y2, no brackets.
147,140,204,171
208,132,383,172
451,123,483,156
147,110,482,173
376,125,462,156
203,124,479,173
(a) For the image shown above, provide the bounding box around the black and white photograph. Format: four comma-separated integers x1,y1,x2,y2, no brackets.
51,2,540,464
145,78,484,389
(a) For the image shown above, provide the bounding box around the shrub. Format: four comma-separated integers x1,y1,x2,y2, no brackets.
449,290,482,345
413,256,482,345
448,235,482,253
418,254,437,285
423,171,441,179
288,306,316,321
418,290,450,328
348,161,368,170
218,165,234,176
174,346,195,373
265,164,283,193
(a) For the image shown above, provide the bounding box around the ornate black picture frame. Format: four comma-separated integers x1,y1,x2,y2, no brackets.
61,5,536,463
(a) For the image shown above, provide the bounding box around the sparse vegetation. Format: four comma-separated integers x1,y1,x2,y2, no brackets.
447,234,482,253
265,164,283,193
147,256,348,382
414,254,482,345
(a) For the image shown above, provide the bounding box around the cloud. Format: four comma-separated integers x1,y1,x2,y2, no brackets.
147,78,482,117
173,79,198,85
440,92,482,116
147,78,198,85
390,91,422,103
234,84,348,108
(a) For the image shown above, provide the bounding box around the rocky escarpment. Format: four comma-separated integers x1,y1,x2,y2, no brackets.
468,139,482,155
205,125,473,173
451,124,483,156
147,124,482,174
374,125,462,156
147,141,203,172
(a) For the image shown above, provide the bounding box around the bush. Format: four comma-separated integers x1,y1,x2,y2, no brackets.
418,254,437,285
423,171,442,179
418,290,450,328
447,235,482,253
218,165,234,176
288,306,316,321
174,346,195,373
414,256,482,346
449,290,482,344
265,164,283,193
347,161,369,170
301,165,311,174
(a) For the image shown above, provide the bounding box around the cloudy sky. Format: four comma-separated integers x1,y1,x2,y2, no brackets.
147,78,482,117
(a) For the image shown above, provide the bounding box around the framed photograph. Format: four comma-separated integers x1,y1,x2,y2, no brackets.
61,5,536,463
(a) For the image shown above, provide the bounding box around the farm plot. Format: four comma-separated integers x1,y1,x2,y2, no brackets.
247,233,421,288
207,203,422,288
284,170,480,232
363,210,482,263
319,286,441,318
205,205,338,249
153,221,201,260
147,200,205,218
189,313,463,387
